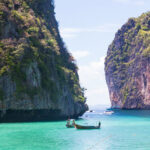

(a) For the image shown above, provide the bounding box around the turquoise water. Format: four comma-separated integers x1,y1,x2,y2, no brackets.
1,108,150,150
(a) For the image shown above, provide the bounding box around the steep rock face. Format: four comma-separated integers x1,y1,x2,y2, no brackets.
105,12,150,109
0,0,88,122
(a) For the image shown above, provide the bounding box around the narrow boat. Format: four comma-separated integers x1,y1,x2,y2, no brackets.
104,110,114,115
74,122,101,129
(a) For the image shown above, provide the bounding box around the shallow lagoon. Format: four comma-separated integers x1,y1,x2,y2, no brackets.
1,107,150,150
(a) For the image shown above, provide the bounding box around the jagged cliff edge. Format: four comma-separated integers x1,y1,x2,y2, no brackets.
105,12,150,109
0,0,88,122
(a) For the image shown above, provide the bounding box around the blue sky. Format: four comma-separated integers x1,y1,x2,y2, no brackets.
55,0,150,106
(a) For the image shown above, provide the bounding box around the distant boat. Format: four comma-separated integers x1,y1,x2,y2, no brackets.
74,122,101,129
87,110,95,113
104,111,114,115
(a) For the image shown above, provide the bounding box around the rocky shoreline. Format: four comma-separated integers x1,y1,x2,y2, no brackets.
0,107,88,123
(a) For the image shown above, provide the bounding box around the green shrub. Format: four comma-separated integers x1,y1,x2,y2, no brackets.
22,2,30,10
0,66,8,76
142,47,150,57
29,36,41,47
12,10,25,23
78,95,85,102
27,27,39,34
47,39,55,46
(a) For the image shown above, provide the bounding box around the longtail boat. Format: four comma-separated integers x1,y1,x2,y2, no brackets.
74,122,101,129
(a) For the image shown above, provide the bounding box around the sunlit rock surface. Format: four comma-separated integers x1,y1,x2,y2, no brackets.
105,12,150,109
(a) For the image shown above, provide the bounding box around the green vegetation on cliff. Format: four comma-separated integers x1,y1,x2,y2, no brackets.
0,0,85,103
105,11,150,109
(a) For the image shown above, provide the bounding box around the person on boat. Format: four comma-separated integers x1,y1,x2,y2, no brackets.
66,119,70,126
98,122,101,128
72,119,75,126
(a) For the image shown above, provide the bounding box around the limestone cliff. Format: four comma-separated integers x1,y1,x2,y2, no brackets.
0,0,88,122
105,12,150,109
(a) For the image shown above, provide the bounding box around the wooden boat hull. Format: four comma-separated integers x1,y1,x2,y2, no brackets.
74,123,101,129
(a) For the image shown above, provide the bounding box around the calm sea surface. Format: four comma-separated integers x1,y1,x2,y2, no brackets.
1,106,150,150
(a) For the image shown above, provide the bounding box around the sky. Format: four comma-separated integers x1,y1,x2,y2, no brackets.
55,0,150,106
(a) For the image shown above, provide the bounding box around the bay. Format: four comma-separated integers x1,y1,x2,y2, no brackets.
0,106,150,150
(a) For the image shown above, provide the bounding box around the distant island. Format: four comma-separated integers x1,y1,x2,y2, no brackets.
105,12,150,109
0,0,88,122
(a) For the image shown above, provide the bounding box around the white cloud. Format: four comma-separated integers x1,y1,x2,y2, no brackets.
60,28,82,38
71,50,90,59
78,56,110,105
113,0,145,6
79,56,105,80
60,24,121,38
87,87,108,96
